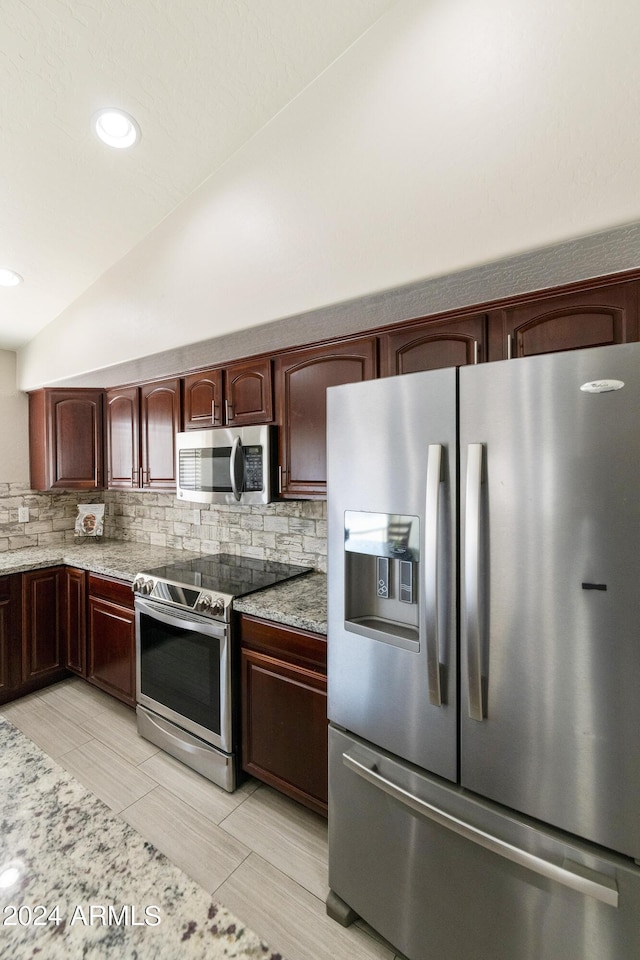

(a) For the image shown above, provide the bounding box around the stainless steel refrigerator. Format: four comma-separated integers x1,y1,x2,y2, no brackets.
326,341,640,960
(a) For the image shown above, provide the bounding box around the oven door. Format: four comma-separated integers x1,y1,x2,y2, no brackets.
135,596,231,752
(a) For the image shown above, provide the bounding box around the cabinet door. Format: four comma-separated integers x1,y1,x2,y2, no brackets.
88,597,135,706
0,576,20,702
241,648,328,816
501,282,638,359
182,369,224,429
140,378,181,490
183,361,272,429
106,386,140,488
380,314,487,375
275,338,377,498
225,358,273,426
29,389,104,491
21,567,65,684
65,567,87,676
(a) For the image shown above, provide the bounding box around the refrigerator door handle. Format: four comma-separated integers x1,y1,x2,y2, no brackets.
465,442,485,721
343,750,619,908
425,443,443,706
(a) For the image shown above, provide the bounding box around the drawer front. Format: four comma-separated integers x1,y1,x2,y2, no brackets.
88,573,134,609
239,614,326,671
328,726,640,960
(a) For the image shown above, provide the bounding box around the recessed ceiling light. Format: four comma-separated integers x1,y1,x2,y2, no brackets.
93,108,140,149
0,268,23,287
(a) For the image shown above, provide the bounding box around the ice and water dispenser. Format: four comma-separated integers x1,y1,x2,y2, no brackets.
344,511,420,652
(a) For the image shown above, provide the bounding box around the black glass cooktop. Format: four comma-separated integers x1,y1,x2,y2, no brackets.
142,553,312,599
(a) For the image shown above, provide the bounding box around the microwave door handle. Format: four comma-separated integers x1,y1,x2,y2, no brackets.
230,435,244,501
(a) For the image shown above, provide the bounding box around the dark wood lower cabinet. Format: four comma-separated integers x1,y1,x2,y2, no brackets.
87,574,136,706
65,566,87,676
0,575,21,702
21,567,67,688
240,614,328,817
0,565,136,710
1,568,67,704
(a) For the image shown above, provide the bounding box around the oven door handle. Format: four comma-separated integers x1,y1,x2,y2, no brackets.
135,597,228,638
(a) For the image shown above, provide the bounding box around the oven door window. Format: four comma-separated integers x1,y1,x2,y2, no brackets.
139,611,222,737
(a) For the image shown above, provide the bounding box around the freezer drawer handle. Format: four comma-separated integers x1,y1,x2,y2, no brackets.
465,443,485,720
425,443,443,706
342,751,619,908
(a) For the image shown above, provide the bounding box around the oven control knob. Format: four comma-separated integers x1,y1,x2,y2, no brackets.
133,575,154,595
196,594,225,615
196,594,212,613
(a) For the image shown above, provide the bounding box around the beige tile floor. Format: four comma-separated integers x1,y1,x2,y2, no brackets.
1,677,405,960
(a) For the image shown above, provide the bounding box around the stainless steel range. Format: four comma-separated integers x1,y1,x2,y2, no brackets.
133,553,311,791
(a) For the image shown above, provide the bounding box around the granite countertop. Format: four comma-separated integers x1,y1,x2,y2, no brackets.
0,541,327,634
234,570,327,636
0,541,201,582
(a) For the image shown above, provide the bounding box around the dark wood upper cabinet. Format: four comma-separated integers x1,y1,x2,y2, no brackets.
106,378,180,490
182,368,224,429
380,314,488,376
28,275,640,504
275,337,377,499
499,281,639,359
29,388,104,491
225,358,273,426
183,359,272,430
140,379,181,490
106,386,140,489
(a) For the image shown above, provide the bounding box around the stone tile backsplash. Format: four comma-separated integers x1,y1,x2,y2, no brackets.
0,483,327,571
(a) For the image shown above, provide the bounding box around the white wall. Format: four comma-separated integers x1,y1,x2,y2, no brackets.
18,0,640,389
0,350,29,482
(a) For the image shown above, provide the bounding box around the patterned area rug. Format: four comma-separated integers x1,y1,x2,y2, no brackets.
0,716,284,959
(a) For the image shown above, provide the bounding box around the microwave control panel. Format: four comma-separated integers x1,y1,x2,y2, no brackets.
244,446,264,491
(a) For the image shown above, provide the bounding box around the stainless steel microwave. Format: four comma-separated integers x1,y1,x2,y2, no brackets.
176,425,276,504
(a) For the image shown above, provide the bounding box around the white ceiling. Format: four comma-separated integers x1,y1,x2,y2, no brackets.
0,0,394,351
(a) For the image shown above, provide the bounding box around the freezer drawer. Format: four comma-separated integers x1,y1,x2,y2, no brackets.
328,726,640,960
